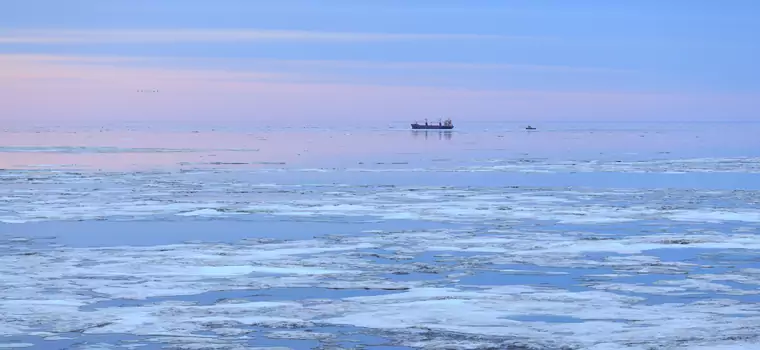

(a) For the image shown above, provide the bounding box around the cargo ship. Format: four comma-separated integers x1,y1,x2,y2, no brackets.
411,118,454,130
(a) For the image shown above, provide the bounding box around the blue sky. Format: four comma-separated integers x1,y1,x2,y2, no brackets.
1,1,758,123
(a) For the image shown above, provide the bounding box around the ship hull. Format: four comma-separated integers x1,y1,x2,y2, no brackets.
411,124,454,130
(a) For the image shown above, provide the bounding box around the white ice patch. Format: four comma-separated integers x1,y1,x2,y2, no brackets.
0,343,34,348
195,265,350,276
195,265,258,276
669,210,760,223
244,266,349,275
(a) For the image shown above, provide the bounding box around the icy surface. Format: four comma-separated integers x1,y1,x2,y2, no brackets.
257,156,760,174
2,125,760,349
1,170,759,224
2,218,760,348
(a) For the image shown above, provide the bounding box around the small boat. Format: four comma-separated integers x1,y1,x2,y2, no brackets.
525,125,537,130
411,118,454,130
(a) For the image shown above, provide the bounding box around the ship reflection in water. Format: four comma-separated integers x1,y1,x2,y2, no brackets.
411,130,453,140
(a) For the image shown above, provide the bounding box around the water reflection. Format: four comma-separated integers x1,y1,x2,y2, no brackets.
411,130,453,140
3,122,759,171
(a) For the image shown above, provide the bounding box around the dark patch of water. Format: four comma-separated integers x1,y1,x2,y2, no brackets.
716,280,760,291
0,218,460,248
647,247,760,267
247,336,320,349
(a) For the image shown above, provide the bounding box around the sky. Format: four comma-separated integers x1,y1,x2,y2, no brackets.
1,0,758,124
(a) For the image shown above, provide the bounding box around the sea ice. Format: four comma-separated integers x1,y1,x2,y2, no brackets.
2,164,759,348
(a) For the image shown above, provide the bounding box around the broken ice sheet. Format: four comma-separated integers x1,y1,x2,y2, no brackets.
1,170,759,225
1,221,760,349
2,159,760,349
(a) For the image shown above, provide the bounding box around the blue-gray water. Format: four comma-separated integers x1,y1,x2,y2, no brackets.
1,122,759,349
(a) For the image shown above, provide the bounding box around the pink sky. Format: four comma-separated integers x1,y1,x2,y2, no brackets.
2,54,757,125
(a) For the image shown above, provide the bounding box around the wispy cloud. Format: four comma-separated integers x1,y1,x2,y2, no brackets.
190,57,632,74
0,53,641,101
0,53,629,77
0,29,525,44
0,54,144,64
0,54,289,84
